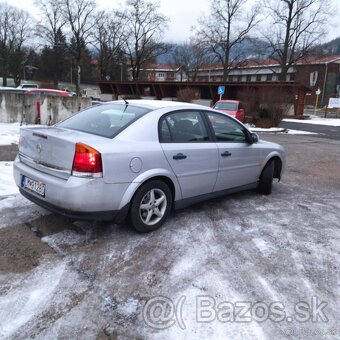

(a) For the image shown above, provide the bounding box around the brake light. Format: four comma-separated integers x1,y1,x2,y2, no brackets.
72,143,103,177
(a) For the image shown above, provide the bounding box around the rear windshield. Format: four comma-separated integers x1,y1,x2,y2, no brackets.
58,103,151,138
214,102,238,111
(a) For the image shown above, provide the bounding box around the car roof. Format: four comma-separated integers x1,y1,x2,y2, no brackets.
110,99,208,110
215,100,240,103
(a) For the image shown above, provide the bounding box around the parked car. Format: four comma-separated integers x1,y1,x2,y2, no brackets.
0,86,27,94
82,88,100,100
25,89,69,97
17,83,38,89
213,99,245,122
13,100,285,232
60,88,77,96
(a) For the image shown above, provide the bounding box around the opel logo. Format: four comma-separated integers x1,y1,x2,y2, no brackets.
36,143,42,153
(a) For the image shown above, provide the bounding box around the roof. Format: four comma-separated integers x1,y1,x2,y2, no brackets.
197,55,340,71
140,64,182,72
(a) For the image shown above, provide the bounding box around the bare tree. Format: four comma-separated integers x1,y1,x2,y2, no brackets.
195,0,261,82
35,0,67,86
172,41,210,81
262,0,332,81
0,3,32,86
62,0,96,94
123,0,169,81
92,10,127,80
35,0,66,47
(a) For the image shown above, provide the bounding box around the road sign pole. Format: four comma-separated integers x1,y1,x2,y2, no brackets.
314,88,321,114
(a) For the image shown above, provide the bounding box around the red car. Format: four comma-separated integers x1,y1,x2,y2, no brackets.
25,89,70,97
213,100,245,122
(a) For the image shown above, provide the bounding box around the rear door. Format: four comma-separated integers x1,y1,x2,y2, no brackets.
159,110,219,199
203,111,262,191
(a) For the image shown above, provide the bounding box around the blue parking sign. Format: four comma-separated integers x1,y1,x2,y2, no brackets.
217,86,225,95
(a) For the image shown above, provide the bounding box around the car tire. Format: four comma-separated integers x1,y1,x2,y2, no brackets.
258,160,274,195
129,180,172,233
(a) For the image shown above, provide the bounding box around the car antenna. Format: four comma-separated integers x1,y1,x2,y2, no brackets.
122,97,129,113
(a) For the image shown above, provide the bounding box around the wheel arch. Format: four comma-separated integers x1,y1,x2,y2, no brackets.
262,155,283,180
118,170,180,211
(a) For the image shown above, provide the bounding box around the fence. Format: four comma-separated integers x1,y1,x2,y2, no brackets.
0,93,91,124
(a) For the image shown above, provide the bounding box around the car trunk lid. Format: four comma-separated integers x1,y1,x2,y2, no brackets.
18,126,105,179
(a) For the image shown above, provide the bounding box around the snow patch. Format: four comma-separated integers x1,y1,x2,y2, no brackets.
252,238,276,257
0,261,66,339
248,126,317,135
0,122,38,145
286,129,318,135
283,116,340,126
0,162,18,197
117,298,139,318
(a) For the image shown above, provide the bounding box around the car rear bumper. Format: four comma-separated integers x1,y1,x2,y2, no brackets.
13,156,131,221
19,188,129,222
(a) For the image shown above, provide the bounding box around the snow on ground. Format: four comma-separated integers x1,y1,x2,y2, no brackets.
0,162,18,197
0,262,67,339
0,123,21,145
0,162,47,228
283,115,340,126
249,127,317,135
248,126,318,135
0,122,36,146
286,129,318,135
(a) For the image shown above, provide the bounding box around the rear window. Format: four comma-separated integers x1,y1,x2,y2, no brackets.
214,102,238,111
58,103,151,138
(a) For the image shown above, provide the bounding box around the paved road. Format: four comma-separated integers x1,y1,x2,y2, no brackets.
1,134,340,339
280,120,340,140
0,144,18,161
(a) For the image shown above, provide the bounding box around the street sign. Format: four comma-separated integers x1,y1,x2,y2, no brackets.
310,71,318,87
328,98,340,108
217,86,225,95
316,88,321,96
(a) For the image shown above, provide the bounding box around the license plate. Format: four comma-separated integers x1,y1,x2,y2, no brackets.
21,175,46,197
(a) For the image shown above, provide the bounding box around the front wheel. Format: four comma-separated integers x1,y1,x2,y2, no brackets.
258,160,274,195
129,180,172,233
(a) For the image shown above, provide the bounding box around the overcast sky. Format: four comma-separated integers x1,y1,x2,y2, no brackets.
10,0,340,43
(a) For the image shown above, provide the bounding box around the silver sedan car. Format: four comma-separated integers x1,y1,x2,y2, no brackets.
13,100,285,232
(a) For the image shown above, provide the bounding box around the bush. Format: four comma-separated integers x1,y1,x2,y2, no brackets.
238,87,294,127
257,107,269,119
177,88,197,103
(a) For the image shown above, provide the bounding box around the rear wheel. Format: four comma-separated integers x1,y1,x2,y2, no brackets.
258,160,274,195
130,180,172,232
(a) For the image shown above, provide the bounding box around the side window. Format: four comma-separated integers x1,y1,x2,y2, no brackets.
205,112,247,143
160,119,171,142
159,111,209,143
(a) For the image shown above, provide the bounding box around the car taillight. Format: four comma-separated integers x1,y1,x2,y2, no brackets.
72,143,103,178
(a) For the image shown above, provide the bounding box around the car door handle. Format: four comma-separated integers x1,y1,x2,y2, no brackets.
173,153,187,160
221,151,232,157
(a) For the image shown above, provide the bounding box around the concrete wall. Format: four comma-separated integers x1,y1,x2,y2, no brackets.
0,93,91,124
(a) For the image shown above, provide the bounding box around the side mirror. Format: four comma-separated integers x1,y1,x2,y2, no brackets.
251,132,259,143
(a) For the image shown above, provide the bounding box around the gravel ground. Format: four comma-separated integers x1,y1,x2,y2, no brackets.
0,134,339,339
